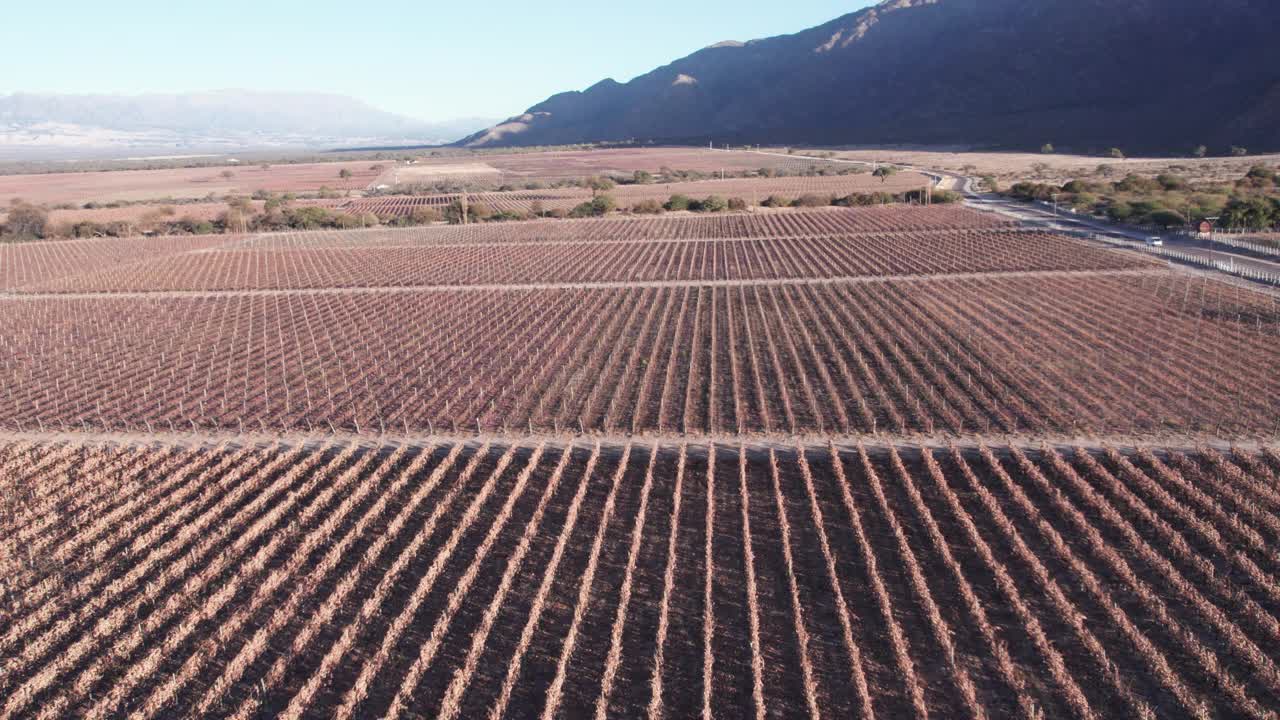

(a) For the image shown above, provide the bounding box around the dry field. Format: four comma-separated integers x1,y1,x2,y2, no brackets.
393,147,855,184
2,438,1279,719
0,161,381,207
2,201,1278,719
823,148,1280,187
352,172,932,217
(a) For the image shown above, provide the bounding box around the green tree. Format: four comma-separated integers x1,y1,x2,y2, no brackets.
1192,145,1208,158
1041,143,1055,154
585,176,616,197
339,168,353,180
872,166,899,183
1108,148,1125,159
632,170,653,185
1221,196,1275,230
1231,146,1249,157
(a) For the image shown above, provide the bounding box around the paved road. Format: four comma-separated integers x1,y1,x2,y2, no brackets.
964,192,1280,276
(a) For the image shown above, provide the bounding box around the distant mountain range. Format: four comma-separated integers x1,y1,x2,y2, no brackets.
461,0,1280,154
0,91,494,158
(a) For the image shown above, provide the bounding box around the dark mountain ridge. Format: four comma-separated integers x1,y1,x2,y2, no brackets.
462,0,1280,154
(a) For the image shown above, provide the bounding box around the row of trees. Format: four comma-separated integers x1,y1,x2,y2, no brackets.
1007,166,1280,230
1039,144,1253,159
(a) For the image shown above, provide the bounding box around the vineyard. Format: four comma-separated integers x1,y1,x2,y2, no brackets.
1,438,1278,718
0,233,243,291
2,199,1277,719
242,205,1017,249
12,230,1153,293
0,273,1275,437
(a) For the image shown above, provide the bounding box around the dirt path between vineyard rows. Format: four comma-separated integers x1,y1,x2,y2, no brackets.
0,267,1162,301
0,427,1274,459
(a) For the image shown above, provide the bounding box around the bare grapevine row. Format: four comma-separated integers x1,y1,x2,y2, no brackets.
16,230,1151,293
3,438,1277,718
0,273,1275,437
240,205,1014,249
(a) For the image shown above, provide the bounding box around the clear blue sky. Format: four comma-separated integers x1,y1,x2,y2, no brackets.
0,0,873,122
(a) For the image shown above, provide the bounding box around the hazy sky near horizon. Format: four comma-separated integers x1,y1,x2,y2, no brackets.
1,0,874,123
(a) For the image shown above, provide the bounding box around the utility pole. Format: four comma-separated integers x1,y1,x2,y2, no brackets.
1206,215,1220,264
1051,193,1060,216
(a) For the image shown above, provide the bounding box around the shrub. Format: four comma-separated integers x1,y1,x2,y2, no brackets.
469,202,493,221
409,206,442,224
569,202,597,218
585,176,616,196
2,201,48,239
665,194,692,211
793,193,830,208
1156,173,1188,191
761,195,789,208
727,197,748,211
1246,165,1276,182
1109,148,1126,159
288,206,335,230
1231,146,1249,157
334,213,362,229
631,199,664,214
1009,182,1056,201
1106,201,1134,221
590,194,617,215
699,195,728,212
1114,174,1160,194
1041,143,1055,154
1148,209,1187,228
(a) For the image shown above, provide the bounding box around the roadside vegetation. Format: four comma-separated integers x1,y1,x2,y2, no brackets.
1005,165,1280,231
2,174,954,241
